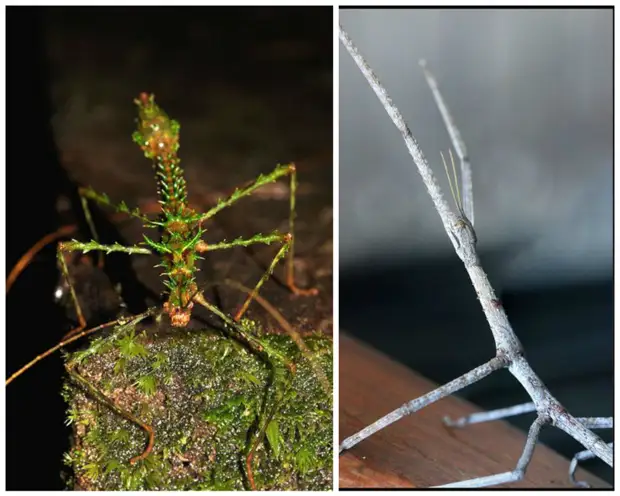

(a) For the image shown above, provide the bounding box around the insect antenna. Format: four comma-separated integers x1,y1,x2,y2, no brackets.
440,149,466,218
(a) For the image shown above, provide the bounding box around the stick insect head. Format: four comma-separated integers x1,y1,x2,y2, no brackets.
163,283,198,327
163,299,194,327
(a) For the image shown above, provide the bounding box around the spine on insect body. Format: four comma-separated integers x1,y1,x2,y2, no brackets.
132,92,188,214
132,93,204,327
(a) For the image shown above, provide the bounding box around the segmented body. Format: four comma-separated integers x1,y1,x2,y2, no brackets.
132,93,203,326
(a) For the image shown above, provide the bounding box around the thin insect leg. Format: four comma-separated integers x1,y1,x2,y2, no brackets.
78,187,104,268
199,164,293,223
444,401,536,428
224,278,332,398
245,359,293,491
199,163,317,297
79,186,151,224
57,240,150,341
575,417,613,429
569,442,613,488
65,310,158,465
285,163,318,296
436,415,547,488
7,201,158,295
200,232,289,253
6,307,156,385
61,239,152,256
6,224,77,293
567,418,612,488
56,241,89,342
192,292,294,490
340,355,508,453
196,232,290,321
79,186,154,270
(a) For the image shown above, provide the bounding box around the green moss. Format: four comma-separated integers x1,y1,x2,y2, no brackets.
62,319,332,490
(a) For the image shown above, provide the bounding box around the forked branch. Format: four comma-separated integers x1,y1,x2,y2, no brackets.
339,24,612,487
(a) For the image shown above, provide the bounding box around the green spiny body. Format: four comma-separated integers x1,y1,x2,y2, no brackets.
131,93,204,326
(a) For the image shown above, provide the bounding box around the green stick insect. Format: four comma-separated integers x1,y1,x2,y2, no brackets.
6,92,321,490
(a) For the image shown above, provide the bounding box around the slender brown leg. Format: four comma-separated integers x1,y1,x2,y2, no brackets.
285,164,319,297
193,292,294,490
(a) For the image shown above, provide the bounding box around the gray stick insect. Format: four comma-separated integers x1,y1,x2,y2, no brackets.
339,25,612,488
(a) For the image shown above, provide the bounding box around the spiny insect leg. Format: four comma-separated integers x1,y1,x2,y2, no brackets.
198,163,318,297
78,186,153,263
192,292,294,490
57,240,150,341
65,309,158,465
8,191,153,295
200,164,293,222
79,186,150,223
199,233,290,321
235,239,288,321
5,308,155,386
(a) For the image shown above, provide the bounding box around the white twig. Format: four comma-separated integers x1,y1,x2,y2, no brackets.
339,356,508,452
575,417,613,429
339,24,612,486
569,418,612,488
436,415,547,488
419,59,474,226
569,442,613,488
444,401,536,427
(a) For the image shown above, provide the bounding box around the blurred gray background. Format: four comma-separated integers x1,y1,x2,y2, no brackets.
340,8,612,484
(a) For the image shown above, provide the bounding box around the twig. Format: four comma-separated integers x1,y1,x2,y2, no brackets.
575,417,613,429
444,401,536,427
568,418,613,487
569,442,613,488
436,415,547,488
339,356,508,452
339,24,612,486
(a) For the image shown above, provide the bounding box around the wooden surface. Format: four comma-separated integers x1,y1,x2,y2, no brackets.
339,334,609,489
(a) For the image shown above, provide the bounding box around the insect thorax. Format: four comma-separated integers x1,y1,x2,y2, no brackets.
151,208,204,327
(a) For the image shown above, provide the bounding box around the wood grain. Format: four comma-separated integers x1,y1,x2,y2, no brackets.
339,334,609,488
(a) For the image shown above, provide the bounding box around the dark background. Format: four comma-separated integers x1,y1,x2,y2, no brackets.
340,8,612,484
6,6,332,489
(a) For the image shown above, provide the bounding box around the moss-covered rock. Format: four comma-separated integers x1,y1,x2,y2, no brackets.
62,319,332,490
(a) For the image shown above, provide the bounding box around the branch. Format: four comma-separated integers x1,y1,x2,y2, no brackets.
339,24,612,486
436,415,547,488
569,442,613,488
444,401,536,427
339,356,508,452
568,418,613,488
